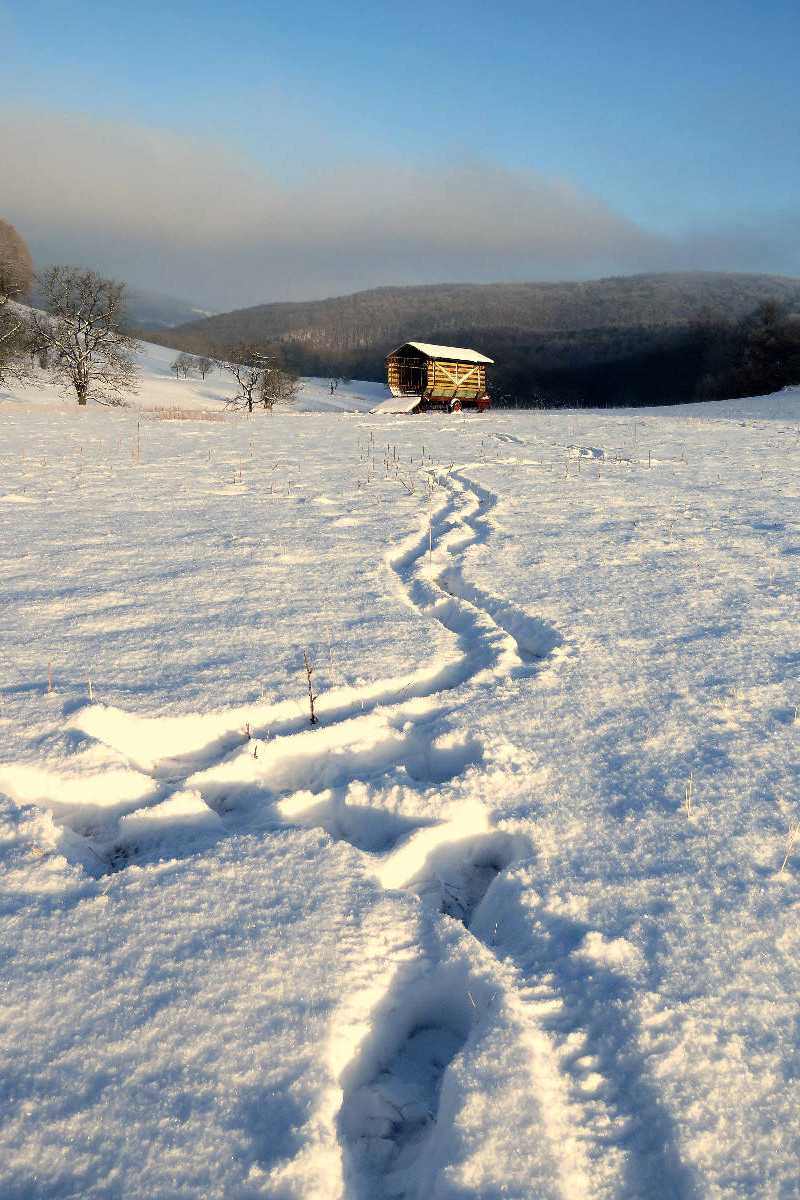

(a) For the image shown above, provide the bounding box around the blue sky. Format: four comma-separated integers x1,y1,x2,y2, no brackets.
2,0,799,307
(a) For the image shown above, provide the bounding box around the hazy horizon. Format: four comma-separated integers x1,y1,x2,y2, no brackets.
2,0,799,311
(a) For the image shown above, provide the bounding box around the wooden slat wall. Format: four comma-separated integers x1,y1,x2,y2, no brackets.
429,360,486,400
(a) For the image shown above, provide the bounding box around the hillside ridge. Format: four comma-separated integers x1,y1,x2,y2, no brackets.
149,271,800,406
155,271,800,343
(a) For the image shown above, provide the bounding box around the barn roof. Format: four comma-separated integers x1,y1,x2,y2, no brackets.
388,341,494,365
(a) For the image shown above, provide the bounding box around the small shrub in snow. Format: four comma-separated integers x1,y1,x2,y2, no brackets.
303,650,318,726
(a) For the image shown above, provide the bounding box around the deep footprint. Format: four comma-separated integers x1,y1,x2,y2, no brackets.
403,831,523,929
338,998,472,1199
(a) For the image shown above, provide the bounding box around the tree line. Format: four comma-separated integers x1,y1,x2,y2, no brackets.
483,303,800,407
151,271,800,408
154,273,800,349
0,220,297,410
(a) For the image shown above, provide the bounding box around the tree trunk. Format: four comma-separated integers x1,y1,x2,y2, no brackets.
76,382,88,405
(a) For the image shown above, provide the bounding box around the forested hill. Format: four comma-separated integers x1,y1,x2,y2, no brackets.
150,272,800,406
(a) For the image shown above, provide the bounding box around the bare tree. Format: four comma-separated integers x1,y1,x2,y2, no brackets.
215,341,271,413
216,341,298,413
170,351,194,379
0,219,34,303
0,294,28,385
0,219,34,385
31,267,138,405
195,355,214,380
260,365,298,409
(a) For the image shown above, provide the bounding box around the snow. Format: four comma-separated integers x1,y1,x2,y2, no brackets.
1,337,389,414
370,396,422,415
1,339,800,1198
390,342,494,365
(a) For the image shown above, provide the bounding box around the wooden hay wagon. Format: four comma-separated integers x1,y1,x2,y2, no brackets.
383,342,492,413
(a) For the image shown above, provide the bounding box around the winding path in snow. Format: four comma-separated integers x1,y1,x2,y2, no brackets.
1,464,693,1199
7,467,554,871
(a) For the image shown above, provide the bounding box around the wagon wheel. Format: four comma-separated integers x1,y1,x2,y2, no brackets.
451,399,462,412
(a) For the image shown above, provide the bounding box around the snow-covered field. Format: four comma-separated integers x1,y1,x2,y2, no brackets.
2,344,800,1199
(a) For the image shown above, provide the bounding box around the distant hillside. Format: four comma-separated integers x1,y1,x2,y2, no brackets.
149,272,800,406
29,281,215,332
123,287,217,331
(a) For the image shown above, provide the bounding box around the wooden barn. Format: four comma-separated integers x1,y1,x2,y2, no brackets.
381,342,493,413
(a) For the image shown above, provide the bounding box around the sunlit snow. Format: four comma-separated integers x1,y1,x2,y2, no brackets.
2,342,800,1198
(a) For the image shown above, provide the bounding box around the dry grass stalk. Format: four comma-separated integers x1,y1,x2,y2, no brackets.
685,770,694,818
303,650,318,725
779,820,800,875
148,406,224,422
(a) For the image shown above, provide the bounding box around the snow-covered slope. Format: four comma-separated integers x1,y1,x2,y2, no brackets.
0,335,388,414
1,369,800,1199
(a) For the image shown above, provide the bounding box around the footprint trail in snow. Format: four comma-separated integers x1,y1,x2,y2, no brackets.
2,466,668,1198
3,467,553,874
